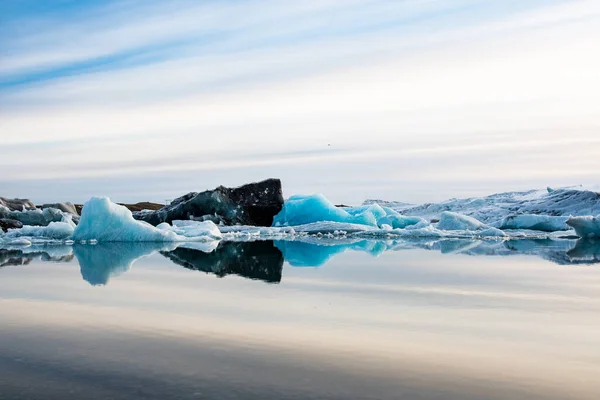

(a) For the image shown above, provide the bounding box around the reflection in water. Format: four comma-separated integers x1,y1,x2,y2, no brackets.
161,241,284,283
73,242,175,286
275,239,387,267
0,238,599,285
0,247,74,267
567,239,600,264
278,238,600,267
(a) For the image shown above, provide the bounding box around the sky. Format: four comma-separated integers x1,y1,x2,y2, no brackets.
1,0,599,205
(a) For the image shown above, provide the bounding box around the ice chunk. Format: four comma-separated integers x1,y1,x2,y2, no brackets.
497,215,570,232
1,220,75,240
272,194,423,230
436,212,488,231
158,220,222,240
73,197,220,242
0,205,72,226
377,214,426,229
477,227,507,237
273,194,380,227
566,215,600,239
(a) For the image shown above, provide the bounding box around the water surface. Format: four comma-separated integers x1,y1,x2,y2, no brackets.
1,239,599,399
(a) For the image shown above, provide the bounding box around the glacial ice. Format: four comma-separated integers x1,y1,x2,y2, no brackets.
72,197,221,242
0,205,75,226
0,214,76,244
373,187,600,224
273,194,380,227
436,211,489,231
272,194,424,229
2,185,599,247
566,215,600,239
497,215,570,232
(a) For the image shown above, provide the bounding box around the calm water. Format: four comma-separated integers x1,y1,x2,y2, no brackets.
1,239,600,399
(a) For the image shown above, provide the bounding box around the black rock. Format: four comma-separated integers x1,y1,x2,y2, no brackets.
134,179,284,227
0,218,23,232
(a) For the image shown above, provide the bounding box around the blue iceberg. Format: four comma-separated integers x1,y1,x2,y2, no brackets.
272,194,424,229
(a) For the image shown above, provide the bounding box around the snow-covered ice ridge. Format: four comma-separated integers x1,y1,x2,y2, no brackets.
365,186,600,238
1,186,600,247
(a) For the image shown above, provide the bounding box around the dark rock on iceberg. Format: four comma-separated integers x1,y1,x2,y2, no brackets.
0,218,23,232
162,241,284,283
0,206,72,226
134,179,284,227
40,202,79,216
119,202,164,212
1,198,80,226
0,197,36,211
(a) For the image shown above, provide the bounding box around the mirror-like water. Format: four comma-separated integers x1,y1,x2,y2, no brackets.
1,239,600,399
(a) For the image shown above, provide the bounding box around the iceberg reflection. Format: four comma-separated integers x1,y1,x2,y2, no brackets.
0,246,74,267
1,238,599,285
274,239,387,267
74,242,176,286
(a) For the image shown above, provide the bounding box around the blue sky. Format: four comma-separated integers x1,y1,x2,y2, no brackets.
1,0,599,204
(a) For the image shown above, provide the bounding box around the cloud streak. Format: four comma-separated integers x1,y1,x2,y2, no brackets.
1,0,599,203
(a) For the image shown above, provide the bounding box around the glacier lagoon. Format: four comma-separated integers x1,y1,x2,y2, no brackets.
2,186,600,399
1,238,600,399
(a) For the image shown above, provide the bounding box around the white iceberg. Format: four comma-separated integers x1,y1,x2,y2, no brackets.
1,215,76,243
157,220,222,240
436,211,489,231
566,215,600,239
497,215,570,232
72,197,221,242
370,187,600,226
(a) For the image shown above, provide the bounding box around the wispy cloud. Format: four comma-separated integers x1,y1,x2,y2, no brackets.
1,0,599,202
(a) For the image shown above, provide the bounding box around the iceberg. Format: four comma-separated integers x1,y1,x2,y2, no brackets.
272,194,423,230
372,187,600,226
497,215,570,232
0,218,76,242
72,197,221,242
273,194,379,227
0,205,75,227
566,215,600,239
157,220,222,240
436,211,489,231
